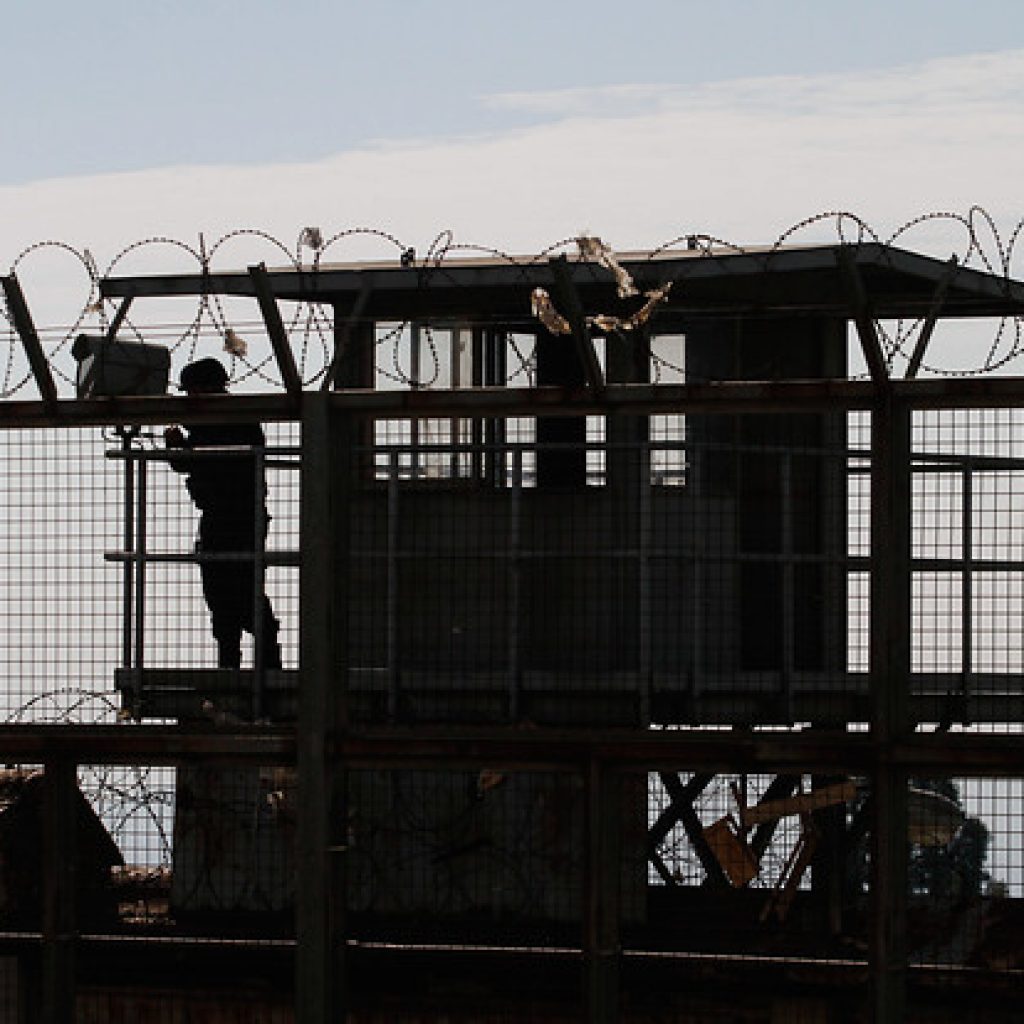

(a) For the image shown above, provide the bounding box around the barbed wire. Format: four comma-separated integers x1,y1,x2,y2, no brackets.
2,208,1023,401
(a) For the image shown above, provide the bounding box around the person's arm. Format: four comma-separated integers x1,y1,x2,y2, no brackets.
163,425,193,474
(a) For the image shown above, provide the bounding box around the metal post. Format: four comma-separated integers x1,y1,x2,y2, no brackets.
41,759,76,1024
638,439,652,725
386,450,400,720
253,445,267,720
297,393,351,1023
508,447,523,720
781,453,795,721
133,457,148,711
409,323,421,477
869,394,911,1023
961,463,973,711
583,757,620,1024
689,446,703,717
121,438,135,677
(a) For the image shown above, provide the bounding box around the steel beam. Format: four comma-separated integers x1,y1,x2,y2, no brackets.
584,759,620,1023
0,724,294,762
0,723,1019,774
869,394,912,1022
839,249,889,386
41,759,76,1024
1,273,58,409
250,263,303,400
9,375,1024,430
104,295,134,341
297,393,350,1023
905,256,959,380
97,242,1024,320
658,771,727,887
548,255,605,394
324,280,373,390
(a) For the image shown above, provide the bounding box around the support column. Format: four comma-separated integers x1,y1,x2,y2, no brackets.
42,759,76,1024
297,393,352,1023
536,323,586,489
869,394,911,1023
584,758,621,1024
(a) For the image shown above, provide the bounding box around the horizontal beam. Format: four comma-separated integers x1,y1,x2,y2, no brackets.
0,724,294,763
97,243,1024,321
6,375,1024,429
0,722,1019,774
332,727,1024,775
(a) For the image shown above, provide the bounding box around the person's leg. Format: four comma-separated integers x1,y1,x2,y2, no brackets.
200,559,244,669
236,562,282,669
259,597,282,670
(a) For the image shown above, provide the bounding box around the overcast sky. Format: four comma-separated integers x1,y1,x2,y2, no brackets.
1,1,1022,333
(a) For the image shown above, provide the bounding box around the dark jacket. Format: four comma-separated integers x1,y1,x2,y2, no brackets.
168,422,267,516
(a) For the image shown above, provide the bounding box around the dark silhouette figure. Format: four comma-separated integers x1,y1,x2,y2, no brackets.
165,358,281,670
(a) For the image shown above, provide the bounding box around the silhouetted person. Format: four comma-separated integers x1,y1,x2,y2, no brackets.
164,358,282,670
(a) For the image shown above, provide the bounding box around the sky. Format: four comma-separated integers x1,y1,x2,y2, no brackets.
0,0,1021,269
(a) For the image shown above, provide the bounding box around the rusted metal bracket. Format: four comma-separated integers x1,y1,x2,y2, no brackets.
323,278,373,391
249,262,303,400
1,273,58,409
905,255,959,380
838,248,889,388
547,255,605,394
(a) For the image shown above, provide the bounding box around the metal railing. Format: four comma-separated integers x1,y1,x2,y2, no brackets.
105,441,301,720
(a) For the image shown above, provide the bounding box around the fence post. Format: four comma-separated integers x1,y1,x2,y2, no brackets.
42,759,76,1024
584,756,620,1024
297,393,351,1023
869,394,912,1022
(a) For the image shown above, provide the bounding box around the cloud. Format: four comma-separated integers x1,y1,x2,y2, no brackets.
1,47,1022,336
486,49,1024,121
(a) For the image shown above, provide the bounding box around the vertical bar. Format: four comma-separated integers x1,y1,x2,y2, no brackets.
133,458,148,710
487,329,509,488
583,758,620,1024
961,463,973,707
121,445,135,674
41,760,76,1024
869,395,911,1024
409,324,421,478
689,446,703,716
781,453,795,721
253,445,267,720
471,326,485,482
324,282,372,391
449,327,462,480
297,393,351,1023
638,438,652,725
387,450,400,721
508,447,523,720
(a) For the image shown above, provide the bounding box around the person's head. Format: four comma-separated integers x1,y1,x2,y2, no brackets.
178,358,229,395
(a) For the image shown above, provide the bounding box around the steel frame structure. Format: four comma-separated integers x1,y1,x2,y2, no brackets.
1,241,1024,1022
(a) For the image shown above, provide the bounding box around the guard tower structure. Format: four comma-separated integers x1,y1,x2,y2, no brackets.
3,239,1016,1022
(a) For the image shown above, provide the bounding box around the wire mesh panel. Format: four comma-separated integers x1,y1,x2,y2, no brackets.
345,415,854,732
644,769,870,958
0,429,122,720
911,408,1024,731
